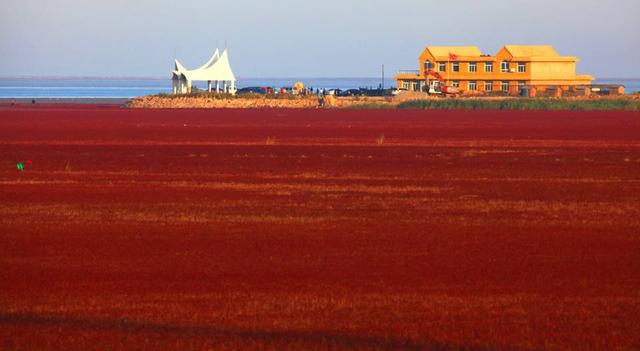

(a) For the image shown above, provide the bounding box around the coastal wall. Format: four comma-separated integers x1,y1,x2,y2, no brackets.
128,95,395,109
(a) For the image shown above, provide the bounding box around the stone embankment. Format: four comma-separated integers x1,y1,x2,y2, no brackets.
127,95,396,109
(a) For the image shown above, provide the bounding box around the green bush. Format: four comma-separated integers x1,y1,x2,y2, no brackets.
397,98,640,111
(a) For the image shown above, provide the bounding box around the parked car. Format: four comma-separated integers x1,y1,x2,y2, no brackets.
391,88,407,96
237,87,266,94
361,88,387,97
341,89,363,97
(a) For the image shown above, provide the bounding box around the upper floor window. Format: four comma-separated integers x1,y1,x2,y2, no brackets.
452,62,460,72
438,62,446,72
424,60,433,71
485,62,493,72
468,62,477,73
517,62,526,73
501,61,510,72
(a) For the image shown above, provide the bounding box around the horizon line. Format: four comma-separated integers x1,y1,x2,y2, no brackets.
1,75,639,81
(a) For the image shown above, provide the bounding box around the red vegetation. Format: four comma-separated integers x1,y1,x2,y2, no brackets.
1,105,639,350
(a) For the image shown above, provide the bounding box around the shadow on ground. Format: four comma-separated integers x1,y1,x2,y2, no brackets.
0,312,501,351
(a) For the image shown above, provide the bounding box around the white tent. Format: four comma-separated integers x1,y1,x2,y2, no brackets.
172,48,237,95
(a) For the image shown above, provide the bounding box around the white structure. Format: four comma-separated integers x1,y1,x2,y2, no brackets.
172,49,237,95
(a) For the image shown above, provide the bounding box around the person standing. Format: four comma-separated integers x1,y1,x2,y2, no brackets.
317,91,325,108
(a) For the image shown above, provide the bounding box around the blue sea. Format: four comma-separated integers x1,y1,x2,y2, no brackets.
0,77,638,99
0,78,389,99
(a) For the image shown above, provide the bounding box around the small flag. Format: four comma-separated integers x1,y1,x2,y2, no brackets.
16,160,32,171
448,53,459,61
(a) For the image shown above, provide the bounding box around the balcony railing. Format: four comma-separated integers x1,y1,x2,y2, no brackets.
396,70,420,75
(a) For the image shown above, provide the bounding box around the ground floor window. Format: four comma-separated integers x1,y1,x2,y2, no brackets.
452,81,460,88
412,82,420,91
468,81,477,91
402,81,410,89
517,81,526,87
484,81,493,91
501,81,510,91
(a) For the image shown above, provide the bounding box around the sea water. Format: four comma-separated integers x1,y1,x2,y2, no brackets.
0,78,389,99
0,77,638,99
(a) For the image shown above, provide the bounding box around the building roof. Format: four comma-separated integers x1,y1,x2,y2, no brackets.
503,45,559,57
172,48,236,82
426,46,483,58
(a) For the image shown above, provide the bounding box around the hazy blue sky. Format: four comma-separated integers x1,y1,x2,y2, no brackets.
1,0,638,78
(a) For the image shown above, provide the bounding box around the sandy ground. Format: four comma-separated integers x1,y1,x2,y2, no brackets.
127,95,394,109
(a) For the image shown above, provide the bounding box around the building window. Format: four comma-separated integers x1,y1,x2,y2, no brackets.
468,81,477,91
452,81,460,88
501,61,510,72
485,62,493,72
424,60,432,71
412,82,420,91
438,62,446,72
517,62,526,73
484,81,493,92
468,62,477,73
501,81,510,91
402,81,409,90
452,62,460,72
517,81,526,87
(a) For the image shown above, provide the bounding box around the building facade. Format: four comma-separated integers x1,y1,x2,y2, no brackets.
395,45,593,94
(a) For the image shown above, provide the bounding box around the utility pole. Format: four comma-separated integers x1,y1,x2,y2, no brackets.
381,64,385,90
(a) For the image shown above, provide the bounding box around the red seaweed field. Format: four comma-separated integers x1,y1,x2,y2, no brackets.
1,105,639,350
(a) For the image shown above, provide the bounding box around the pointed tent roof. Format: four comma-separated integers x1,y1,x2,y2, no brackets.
173,49,235,81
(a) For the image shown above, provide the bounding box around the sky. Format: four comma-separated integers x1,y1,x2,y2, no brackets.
1,0,639,78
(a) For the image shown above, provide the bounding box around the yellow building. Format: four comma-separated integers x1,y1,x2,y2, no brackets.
395,45,593,94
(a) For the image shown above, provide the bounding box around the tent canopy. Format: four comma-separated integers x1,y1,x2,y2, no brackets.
172,48,236,82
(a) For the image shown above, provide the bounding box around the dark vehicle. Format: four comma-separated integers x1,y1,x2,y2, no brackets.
341,89,362,97
237,87,267,94
360,88,386,97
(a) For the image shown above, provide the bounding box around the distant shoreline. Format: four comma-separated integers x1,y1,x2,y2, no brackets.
0,97,128,105
1,76,640,80
1,78,639,99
